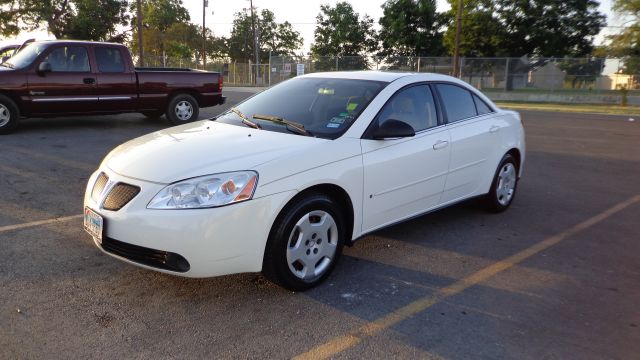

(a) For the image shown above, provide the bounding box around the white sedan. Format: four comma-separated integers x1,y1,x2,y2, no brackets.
84,71,525,291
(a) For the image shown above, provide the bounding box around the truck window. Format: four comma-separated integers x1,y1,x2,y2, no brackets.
95,47,125,73
44,46,90,72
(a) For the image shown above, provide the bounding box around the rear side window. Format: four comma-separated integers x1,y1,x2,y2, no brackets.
473,94,493,115
95,47,125,73
44,46,90,72
436,84,477,122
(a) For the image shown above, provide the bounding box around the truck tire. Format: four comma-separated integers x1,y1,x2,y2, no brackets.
166,94,199,125
0,94,19,135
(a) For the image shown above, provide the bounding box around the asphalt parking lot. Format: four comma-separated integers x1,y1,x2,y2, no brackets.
1,90,639,359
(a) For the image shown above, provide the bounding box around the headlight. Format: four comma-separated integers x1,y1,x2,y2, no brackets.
147,171,258,209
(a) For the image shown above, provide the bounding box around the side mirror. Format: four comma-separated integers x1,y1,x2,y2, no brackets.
371,119,415,140
37,61,52,75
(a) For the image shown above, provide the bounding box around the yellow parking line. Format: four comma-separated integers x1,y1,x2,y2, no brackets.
0,214,83,233
294,194,640,360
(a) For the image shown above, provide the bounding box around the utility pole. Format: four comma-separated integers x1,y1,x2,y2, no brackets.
136,0,144,67
249,0,259,84
452,0,463,78
202,0,207,69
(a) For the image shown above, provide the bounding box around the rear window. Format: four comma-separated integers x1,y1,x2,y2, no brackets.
436,84,477,122
95,47,125,73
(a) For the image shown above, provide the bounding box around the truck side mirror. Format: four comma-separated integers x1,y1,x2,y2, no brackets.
37,61,52,75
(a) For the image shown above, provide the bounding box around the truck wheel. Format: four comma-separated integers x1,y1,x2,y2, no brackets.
166,94,199,125
0,94,19,135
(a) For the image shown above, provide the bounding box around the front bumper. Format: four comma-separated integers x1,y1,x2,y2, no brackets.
84,169,294,278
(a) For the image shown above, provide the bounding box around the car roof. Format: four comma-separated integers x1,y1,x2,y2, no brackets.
31,40,122,47
303,70,460,83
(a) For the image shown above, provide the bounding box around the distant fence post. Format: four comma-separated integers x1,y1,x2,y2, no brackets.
335,57,338,71
504,58,510,92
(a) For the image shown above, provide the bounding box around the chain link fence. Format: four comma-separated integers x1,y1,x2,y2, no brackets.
139,54,639,105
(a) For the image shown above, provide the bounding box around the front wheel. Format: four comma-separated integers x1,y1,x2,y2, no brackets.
484,154,519,212
0,94,19,135
263,194,346,291
166,94,199,125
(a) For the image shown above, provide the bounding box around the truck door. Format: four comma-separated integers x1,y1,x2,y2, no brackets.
93,46,137,112
27,45,98,115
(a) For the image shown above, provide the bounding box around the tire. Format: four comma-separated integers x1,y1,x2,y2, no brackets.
165,94,199,125
484,154,519,213
263,193,346,291
0,94,19,135
142,111,164,119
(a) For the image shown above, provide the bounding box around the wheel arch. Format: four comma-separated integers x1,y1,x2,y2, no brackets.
0,91,23,116
168,89,203,107
506,147,522,177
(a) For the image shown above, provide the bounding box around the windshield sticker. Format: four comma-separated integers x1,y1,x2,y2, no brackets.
318,88,335,95
326,123,340,128
329,117,345,124
346,103,358,112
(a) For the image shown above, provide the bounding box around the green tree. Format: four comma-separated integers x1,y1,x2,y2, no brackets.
493,0,605,57
608,0,640,74
227,8,302,63
0,0,20,38
310,2,378,69
443,0,508,57
378,0,446,68
20,0,129,41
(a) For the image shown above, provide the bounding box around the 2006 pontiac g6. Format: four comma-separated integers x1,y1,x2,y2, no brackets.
84,71,525,291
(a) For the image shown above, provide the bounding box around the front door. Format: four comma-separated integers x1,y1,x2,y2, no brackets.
361,84,450,232
26,45,98,115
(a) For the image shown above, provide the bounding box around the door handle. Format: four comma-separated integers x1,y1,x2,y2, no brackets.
83,77,96,85
490,125,500,133
433,140,449,150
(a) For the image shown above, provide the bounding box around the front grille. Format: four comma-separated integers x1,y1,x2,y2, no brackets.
103,183,140,211
91,173,109,202
101,237,190,272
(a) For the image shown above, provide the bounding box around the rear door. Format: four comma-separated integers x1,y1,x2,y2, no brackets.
93,46,137,112
435,83,501,204
27,44,98,115
361,84,450,232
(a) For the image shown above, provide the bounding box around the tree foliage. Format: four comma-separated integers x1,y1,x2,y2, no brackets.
609,0,640,73
443,0,508,57
19,0,129,41
311,1,377,68
0,0,20,37
378,0,446,63
227,8,303,63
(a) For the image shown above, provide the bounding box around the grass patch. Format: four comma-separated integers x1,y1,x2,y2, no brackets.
495,101,640,116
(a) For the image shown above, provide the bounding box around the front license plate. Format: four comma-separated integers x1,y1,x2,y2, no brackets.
84,207,103,243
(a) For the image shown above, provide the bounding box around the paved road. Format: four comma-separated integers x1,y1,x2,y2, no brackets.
1,91,639,359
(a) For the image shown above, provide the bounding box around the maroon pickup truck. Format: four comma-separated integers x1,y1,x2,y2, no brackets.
0,40,225,134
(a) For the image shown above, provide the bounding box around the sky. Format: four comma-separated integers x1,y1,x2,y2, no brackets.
1,0,622,52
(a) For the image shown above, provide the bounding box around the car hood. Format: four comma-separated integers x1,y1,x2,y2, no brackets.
105,120,328,183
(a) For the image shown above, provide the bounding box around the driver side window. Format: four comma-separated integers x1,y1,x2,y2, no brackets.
376,85,438,132
43,46,90,72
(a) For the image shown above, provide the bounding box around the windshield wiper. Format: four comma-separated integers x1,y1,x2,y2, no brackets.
253,114,311,136
229,107,261,130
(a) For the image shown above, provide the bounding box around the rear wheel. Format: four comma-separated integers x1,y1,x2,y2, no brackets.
0,94,19,135
166,94,199,125
484,154,518,212
263,194,346,291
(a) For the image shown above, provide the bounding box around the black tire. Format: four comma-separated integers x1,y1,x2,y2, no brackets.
165,94,199,125
263,193,346,291
0,94,19,135
484,154,519,213
141,111,164,119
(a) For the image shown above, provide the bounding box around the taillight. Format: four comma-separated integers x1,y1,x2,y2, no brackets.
218,75,223,92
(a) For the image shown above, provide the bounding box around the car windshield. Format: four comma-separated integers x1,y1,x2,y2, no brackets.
3,43,49,69
216,77,387,139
